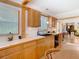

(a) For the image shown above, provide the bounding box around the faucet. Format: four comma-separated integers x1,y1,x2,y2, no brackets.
8,32,13,41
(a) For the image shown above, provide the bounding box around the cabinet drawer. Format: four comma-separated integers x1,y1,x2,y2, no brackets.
23,41,36,48
6,44,22,55
0,50,6,58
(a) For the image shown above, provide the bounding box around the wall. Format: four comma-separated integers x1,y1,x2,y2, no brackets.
26,27,39,37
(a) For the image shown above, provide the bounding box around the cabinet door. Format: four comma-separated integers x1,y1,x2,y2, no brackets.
44,35,54,51
0,57,6,59
23,41,36,59
33,10,40,27
6,51,23,59
0,51,23,59
44,36,51,51
28,9,40,27
58,33,63,48
23,46,36,59
0,49,6,58
28,9,33,27
52,17,57,27
36,39,45,59
49,35,54,48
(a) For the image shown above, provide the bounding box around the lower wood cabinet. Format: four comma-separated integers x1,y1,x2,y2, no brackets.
23,41,36,59
0,35,55,59
6,51,23,59
58,33,63,48
23,46,36,59
0,49,23,59
36,38,45,59
0,57,6,59
44,35,54,51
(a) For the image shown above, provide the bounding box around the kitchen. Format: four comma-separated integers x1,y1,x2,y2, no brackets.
0,0,79,59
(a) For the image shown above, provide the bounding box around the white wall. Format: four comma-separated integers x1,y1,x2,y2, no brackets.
26,27,39,37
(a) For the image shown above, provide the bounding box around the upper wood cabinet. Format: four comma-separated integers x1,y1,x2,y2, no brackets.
22,0,32,4
52,17,57,27
48,17,57,27
28,8,41,27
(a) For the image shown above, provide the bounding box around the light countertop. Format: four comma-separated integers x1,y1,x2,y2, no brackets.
0,32,62,50
0,35,45,50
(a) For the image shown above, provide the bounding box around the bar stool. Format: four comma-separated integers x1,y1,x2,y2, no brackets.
45,48,60,59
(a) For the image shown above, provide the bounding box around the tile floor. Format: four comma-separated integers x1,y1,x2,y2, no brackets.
52,43,79,59
52,35,79,59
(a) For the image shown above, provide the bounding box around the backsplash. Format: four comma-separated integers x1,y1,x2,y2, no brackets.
26,27,39,37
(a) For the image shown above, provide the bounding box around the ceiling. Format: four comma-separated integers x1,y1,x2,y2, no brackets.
10,0,79,18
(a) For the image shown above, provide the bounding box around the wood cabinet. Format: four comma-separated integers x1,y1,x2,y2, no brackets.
0,44,23,59
23,46,36,59
22,0,32,4
52,17,57,27
0,36,55,59
36,38,45,59
48,17,57,27
23,41,36,59
0,49,6,58
0,57,6,59
36,35,54,59
6,51,22,59
28,9,41,27
44,35,54,51
58,33,63,48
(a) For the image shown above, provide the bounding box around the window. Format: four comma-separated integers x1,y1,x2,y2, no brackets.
0,3,19,35
40,15,48,30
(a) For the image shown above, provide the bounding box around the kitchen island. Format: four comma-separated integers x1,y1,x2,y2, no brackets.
0,33,62,59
